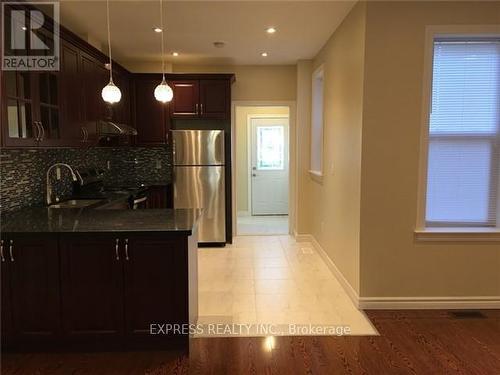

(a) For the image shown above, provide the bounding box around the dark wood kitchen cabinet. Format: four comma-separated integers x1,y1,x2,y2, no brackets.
169,80,199,117
80,52,109,145
169,76,232,120
1,236,61,349
123,235,184,339
132,75,170,145
60,235,125,343
1,10,65,147
199,79,230,119
2,220,197,352
57,233,190,349
60,41,84,145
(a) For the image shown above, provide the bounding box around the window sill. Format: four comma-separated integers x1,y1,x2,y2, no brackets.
414,227,500,242
308,170,323,183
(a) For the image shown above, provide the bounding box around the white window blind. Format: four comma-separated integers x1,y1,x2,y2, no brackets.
425,39,500,227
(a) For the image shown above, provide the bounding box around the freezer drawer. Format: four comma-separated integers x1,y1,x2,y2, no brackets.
174,166,225,243
172,130,225,166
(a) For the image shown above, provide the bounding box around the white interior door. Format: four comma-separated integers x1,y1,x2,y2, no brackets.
250,117,289,215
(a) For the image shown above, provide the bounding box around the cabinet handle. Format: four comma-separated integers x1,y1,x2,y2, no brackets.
38,122,45,141
9,240,14,262
0,240,5,262
34,121,41,141
124,239,129,261
81,127,86,142
85,128,89,142
200,103,203,115
195,103,198,114
115,238,120,260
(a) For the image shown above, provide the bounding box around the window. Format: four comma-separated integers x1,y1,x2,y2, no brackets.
310,65,324,176
256,125,285,170
425,38,500,228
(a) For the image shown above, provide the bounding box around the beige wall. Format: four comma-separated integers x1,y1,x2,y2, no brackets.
172,65,297,101
235,106,290,212
302,2,367,294
296,60,313,235
359,1,500,298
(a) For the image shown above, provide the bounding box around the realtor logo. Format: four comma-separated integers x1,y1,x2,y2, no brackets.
1,1,60,71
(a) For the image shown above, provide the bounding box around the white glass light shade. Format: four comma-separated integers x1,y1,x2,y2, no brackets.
101,81,122,104
154,80,173,103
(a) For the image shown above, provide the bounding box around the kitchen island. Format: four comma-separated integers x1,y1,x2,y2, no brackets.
1,208,200,352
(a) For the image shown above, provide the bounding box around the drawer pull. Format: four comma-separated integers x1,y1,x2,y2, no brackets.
0,240,5,262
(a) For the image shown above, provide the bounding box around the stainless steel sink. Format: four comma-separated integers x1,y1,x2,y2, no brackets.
49,199,105,208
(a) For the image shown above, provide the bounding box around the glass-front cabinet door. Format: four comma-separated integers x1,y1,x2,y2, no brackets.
2,71,39,147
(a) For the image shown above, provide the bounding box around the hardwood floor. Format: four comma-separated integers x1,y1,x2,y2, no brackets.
2,310,499,374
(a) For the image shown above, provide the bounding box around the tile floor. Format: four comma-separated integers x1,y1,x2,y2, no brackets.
236,214,289,235
197,235,377,337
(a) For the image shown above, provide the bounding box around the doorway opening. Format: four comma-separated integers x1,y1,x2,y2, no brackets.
234,106,290,235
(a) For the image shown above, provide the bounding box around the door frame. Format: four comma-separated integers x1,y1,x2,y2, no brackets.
231,101,297,236
247,114,290,216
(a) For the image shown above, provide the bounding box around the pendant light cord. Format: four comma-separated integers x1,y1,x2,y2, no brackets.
159,0,165,81
106,0,113,83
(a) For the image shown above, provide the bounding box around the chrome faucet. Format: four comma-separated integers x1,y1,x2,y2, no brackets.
46,163,78,205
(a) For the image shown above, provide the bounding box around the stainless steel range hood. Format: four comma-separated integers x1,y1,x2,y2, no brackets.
98,120,138,136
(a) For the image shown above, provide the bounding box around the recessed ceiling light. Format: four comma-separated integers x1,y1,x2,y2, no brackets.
172,52,179,56
266,27,276,34
261,52,268,57
153,27,162,33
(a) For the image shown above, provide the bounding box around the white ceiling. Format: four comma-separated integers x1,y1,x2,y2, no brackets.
57,1,356,69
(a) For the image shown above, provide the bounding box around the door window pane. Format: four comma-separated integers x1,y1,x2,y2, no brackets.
5,72,17,97
18,72,31,99
39,74,49,103
49,74,58,105
257,126,284,170
7,99,19,138
50,109,60,138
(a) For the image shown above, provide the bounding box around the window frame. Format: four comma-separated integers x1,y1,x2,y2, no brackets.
416,25,500,240
309,64,325,180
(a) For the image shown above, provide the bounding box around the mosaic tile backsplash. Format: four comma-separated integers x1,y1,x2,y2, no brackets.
0,146,172,212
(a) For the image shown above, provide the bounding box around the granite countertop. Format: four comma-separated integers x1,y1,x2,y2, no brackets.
1,207,202,234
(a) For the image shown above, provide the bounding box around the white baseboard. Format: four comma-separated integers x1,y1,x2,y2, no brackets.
294,233,360,308
294,233,500,310
359,296,500,309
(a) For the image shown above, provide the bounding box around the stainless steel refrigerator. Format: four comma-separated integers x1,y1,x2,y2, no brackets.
172,130,226,244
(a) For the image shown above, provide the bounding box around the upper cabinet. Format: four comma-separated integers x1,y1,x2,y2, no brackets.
169,77,232,120
0,4,131,149
132,76,170,146
169,80,199,117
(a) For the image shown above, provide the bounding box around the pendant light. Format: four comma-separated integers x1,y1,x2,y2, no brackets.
101,0,122,104
154,0,173,103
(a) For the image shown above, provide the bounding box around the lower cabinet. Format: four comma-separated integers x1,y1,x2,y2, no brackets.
1,236,60,349
123,236,185,338
60,235,125,344
1,233,192,351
